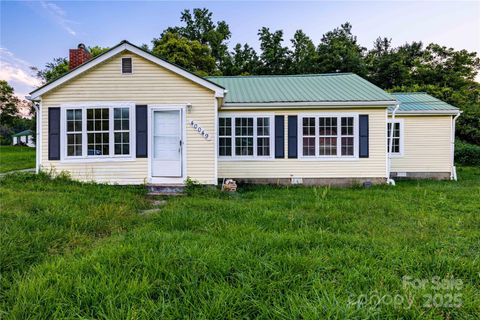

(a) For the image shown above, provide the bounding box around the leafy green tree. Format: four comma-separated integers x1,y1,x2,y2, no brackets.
257,27,291,74
317,22,366,76
0,81,33,144
151,31,217,76
164,8,231,72
88,46,110,57
290,30,318,74
413,43,480,90
32,57,69,83
366,37,409,88
0,80,20,127
223,43,261,75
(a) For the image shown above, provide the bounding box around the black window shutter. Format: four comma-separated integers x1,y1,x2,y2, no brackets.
136,105,148,158
359,115,369,158
48,107,60,160
274,115,285,158
288,115,298,158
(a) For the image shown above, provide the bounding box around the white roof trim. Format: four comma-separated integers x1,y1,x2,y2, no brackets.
221,100,396,109
29,42,225,99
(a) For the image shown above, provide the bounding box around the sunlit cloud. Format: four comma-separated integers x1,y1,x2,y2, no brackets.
0,47,42,99
40,1,77,36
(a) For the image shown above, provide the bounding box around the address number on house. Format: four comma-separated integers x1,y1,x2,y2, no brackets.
190,120,210,140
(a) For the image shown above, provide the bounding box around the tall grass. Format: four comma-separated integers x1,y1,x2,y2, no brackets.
1,168,479,318
0,146,36,173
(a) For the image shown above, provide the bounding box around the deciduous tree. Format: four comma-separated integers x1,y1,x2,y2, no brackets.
317,22,366,76
258,27,291,74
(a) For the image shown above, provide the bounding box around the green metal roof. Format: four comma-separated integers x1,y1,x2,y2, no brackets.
207,73,396,104
391,92,459,113
12,129,33,137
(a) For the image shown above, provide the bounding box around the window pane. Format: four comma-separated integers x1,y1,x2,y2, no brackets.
87,120,93,131
303,117,315,135
66,133,82,156
235,137,253,156
319,137,337,156
219,118,232,136
257,117,270,136
114,144,121,155
303,137,315,156
219,137,232,156
67,109,82,133
341,137,354,156
122,108,129,118
257,137,270,156
319,117,337,136
341,117,354,135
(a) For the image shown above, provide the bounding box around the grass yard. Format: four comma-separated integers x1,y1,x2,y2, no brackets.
1,168,479,319
0,146,36,173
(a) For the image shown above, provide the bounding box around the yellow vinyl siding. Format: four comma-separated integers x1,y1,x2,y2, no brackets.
391,116,452,173
40,51,217,184
218,108,387,179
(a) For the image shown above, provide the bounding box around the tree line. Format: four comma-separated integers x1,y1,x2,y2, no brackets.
2,8,478,146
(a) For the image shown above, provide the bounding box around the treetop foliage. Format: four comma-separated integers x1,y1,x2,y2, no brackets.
30,8,480,144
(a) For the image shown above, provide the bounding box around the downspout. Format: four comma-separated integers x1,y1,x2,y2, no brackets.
451,112,461,181
387,103,400,186
27,96,40,174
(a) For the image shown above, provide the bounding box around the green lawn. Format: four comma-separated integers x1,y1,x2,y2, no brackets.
0,145,36,173
1,168,479,319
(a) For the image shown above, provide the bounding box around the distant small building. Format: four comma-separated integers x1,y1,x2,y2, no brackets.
12,129,35,147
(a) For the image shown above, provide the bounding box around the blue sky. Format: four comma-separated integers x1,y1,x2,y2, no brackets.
1,1,479,98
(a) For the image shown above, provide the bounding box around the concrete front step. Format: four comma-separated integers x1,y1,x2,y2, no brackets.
146,184,185,196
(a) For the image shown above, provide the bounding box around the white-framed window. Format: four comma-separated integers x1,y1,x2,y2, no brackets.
299,113,359,158
62,103,134,160
66,109,83,157
387,119,404,156
218,114,273,159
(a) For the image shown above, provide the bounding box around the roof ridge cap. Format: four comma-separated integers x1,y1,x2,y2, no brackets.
207,73,355,79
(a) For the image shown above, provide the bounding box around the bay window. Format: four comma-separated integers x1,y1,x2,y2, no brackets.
300,114,358,158
63,104,133,159
219,115,273,158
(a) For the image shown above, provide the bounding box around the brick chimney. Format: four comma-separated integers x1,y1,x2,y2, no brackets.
69,43,91,70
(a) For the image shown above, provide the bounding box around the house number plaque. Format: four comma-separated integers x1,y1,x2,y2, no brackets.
190,120,210,140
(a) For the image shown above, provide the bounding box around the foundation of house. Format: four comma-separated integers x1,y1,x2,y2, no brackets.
390,172,451,180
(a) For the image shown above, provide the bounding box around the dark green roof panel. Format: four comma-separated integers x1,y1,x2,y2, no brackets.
207,73,395,103
12,129,33,137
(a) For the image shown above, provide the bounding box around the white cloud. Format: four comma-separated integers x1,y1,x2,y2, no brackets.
0,47,42,98
40,1,77,36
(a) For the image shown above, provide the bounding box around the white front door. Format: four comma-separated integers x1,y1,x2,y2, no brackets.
152,110,182,177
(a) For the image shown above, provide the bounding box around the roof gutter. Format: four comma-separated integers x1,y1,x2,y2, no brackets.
387,103,400,186
390,110,461,116
222,100,397,109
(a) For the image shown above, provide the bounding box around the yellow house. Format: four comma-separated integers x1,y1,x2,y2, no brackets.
28,41,460,186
